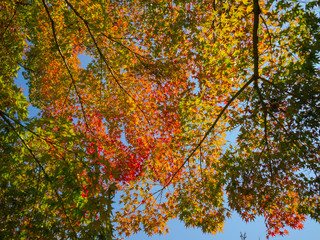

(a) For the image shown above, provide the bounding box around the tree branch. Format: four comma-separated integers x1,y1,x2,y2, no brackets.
156,76,255,192
64,0,151,126
253,0,261,80
42,0,90,131
0,110,78,239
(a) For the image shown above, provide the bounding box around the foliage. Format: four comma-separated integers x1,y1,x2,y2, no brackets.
0,0,320,239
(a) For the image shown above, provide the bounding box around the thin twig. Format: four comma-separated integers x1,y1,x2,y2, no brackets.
260,15,273,51
254,82,269,149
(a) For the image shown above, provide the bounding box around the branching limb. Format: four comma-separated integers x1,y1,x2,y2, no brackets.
42,0,121,167
267,108,308,159
0,4,18,41
101,32,147,60
155,76,255,194
101,32,168,83
0,109,90,169
64,0,151,125
260,76,300,98
154,0,262,193
0,110,79,239
41,0,90,131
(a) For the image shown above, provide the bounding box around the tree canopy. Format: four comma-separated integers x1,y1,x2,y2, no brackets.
1,0,320,239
